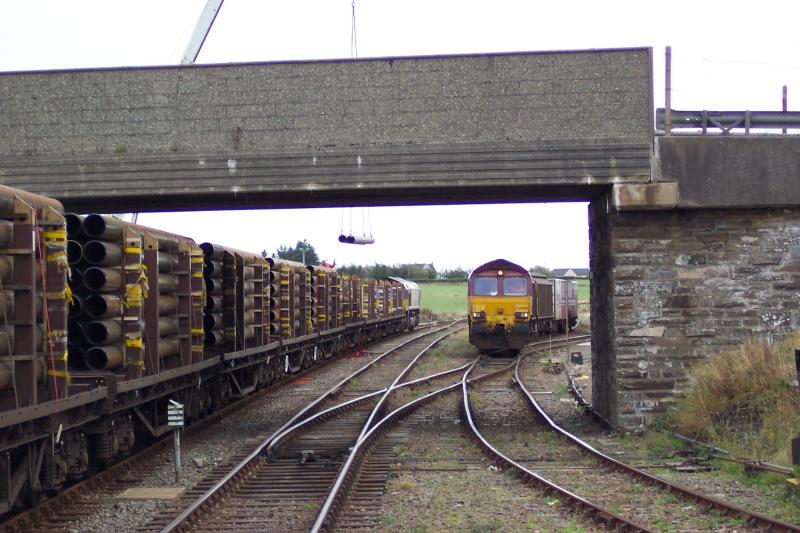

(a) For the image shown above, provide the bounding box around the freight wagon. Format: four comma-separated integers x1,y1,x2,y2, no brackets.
0,185,419,516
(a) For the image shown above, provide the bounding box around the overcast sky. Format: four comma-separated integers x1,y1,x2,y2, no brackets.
2,1,798,271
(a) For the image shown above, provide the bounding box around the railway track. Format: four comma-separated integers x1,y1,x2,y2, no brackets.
0,323,442,533
138,321,467,532
462,338,800,532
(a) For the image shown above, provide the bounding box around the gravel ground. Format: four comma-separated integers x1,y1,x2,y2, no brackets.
375,395,582,532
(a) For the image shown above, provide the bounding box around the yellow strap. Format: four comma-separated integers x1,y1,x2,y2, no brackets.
191,328,204,334
123,265,149,308
124,247,142,254
191,345,204,352
192,271,203,278
191,257,204,263
46,291,66,300
125,336,143,348
47,368,72,384
64,284,74,305
43,230,67,241
47,350,68,363
127,359,145,370
46,250,67,263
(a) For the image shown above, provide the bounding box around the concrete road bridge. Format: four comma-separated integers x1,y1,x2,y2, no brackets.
2,47,799,427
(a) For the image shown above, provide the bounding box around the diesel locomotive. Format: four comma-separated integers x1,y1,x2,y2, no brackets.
468,258,578,353
0,184,421,517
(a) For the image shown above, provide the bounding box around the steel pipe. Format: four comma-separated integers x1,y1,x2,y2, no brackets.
159,336,180,357
204,313,223,330
203,260,223,276
205,295,223,312
242,310,256,325
158,252,179,273
159,295,178,315
0,255,14,283
67,241,83,266
68,294,84,319
65,213,84,239
84,319,123,345
0,362,12,390
159,317,179,337
206,277,223,294
199,242,225,260
85,294,121,319
70,268,82,289
158,274,179,293
0,328,14,356
83,267,122,292
0,291,13,318
68,321,84,341
0,185,64,216
82,214,124,241
85,344,123,370
83,240,123,266
68,345,87,369
205,329,224,347
0,221,12,248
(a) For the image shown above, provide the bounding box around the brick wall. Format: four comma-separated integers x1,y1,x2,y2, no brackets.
596,205,800,427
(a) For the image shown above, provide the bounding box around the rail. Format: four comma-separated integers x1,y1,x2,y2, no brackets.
514,356,800,532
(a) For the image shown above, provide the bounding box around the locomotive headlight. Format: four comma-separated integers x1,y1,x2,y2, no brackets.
515,312,529,320
472,311,486,320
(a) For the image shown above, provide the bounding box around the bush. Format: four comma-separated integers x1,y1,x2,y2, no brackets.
674,332,800,464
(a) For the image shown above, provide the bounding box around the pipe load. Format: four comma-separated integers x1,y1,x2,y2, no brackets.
65,213,83,239
203,260,223,276
0,292,13,318
67,241,83,265
206,278,223,294
85,344,123,370
82,214,124,241
159,337,180,357
158,252,179,273
205,329,224,347
0,362,11,390
0,220,13,248
71,268,82,289
68,345,87,369
0,256,10,285
0,185,64,216
85,294,121,319
158,274,179,292
204,313,224,330
158,317,179,337
69,294,84,319
243,295,255,309
338,234,375,245
83,240,123,266
199,242,225,260
0,329,14,356
83,267,122,292
84,320,123,345
205,295,223,312
159,295,178,315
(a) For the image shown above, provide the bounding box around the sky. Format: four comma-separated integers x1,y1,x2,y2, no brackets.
1,1,799,271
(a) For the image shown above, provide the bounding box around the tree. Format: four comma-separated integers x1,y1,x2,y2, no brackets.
273,240,319,265
441,267,468,280
529,265,554,277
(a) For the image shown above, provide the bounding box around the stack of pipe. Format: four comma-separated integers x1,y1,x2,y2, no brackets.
67,214,187,371
241,262,257,344
66,214,127,370
267,261,281,338
200,243,225,348
0,186,66,395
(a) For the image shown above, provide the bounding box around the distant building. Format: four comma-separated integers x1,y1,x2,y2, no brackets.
552,268,590,279
401,263,437,279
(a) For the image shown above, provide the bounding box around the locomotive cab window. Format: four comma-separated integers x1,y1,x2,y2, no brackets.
474,277,498,296
503,276,527,296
